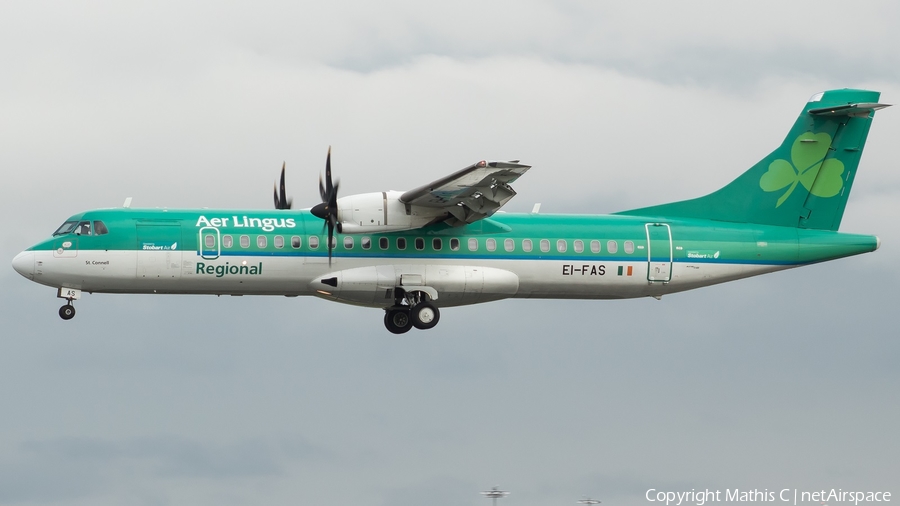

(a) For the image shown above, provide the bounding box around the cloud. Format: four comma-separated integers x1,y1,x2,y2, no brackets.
0,435,321,504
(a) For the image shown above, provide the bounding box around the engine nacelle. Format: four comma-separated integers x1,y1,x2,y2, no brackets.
336,191,446,234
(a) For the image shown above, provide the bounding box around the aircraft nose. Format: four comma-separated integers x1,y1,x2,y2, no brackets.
12,251,35,280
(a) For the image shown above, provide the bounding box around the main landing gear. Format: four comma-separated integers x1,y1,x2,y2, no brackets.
383,289,441,334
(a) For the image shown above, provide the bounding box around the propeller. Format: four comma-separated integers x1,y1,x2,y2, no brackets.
310,146,340,265
273,162,293,210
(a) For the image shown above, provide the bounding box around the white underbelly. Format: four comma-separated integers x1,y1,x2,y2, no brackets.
31,250,794,300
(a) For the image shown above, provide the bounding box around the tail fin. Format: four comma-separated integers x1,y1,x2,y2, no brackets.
618,89,889,231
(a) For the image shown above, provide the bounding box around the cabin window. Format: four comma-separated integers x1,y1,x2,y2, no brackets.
274,236,284,249
257,236,267,248
607,240,618,254
291,236,301,249
557,239,567,253
379,237,389,250
504,238,515,252
397,237,407,250
415,238,425,251
450,238,460,251
223,235,233,248
574,240,584,253
362,237,371,250
93,221,109,235
329,236,337,249
590,240,601,254
486,238,497,252
540,239,550,252
344,236,354,249
433,238,442,250
624,240,635,254
240,235,250,248
308,236,319,249
522,239,533,252
468,238,478,251
205,234,216,249
53,221,79,236
75,221,92,236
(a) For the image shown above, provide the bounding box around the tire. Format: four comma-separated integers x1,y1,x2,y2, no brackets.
59,305,76,320
410,302,440,330
384,309,412,334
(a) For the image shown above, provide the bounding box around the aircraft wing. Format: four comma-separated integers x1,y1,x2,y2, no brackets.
399,160,531,226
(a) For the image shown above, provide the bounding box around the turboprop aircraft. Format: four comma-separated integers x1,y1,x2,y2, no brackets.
11,89,888,333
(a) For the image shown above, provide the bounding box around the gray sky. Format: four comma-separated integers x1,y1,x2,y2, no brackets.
1,1,899,505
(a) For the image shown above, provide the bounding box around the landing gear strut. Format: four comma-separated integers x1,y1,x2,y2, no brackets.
59,302,76,320
383,288,441,333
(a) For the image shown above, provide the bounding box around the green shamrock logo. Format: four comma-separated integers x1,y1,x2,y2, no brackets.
759,132,845,207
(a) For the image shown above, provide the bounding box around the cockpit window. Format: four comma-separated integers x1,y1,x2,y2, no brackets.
52,221,79,236
93,221,109,235
75,221,92,236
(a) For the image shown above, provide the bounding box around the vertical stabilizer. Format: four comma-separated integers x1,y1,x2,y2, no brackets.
618,89,888,231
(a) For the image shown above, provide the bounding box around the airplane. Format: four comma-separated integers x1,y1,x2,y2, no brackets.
11,89,888,334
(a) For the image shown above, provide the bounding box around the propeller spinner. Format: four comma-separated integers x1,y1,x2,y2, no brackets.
310,146,340,265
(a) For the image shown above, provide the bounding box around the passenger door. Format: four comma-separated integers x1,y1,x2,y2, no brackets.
645,223,673,283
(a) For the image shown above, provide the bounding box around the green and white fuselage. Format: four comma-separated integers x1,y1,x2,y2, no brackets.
10,88,888,331
12,209,880,302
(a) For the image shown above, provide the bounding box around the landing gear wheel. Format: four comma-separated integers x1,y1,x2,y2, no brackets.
411,302,440,330
59,304,76,320
384,309,412,334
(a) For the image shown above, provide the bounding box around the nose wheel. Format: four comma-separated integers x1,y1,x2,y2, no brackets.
59,303,76,320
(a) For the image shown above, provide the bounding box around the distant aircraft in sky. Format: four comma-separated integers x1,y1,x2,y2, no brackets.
12,89,888,333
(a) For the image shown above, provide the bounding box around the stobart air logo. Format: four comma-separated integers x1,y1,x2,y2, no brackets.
759,132,845,207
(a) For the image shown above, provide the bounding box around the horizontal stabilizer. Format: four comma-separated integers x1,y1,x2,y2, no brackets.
808,102,890,117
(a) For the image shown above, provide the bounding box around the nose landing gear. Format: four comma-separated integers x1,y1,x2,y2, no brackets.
59,302,76,320
56,287,81,320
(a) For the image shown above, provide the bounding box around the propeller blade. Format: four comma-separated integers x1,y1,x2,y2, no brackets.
312,146,340,266
326,219,334,266
279,162,291,210
325,146,333,196
274,162,292,210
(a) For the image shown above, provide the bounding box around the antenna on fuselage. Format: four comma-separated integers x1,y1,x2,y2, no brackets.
123,197,133,208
